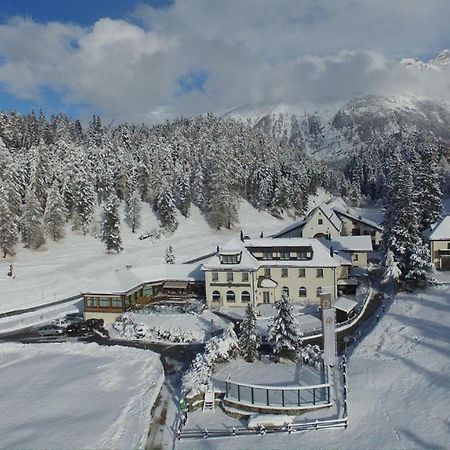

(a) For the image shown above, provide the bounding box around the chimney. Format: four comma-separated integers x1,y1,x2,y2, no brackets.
330,246,334,257
216,245,220,253
260,230,264,238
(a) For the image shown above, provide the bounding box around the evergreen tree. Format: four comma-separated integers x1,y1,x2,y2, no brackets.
415,144,443,230
72,173,96,235
154,181,177,231
21,188,45,249
268,293,301,360
382,250,402,284
124,189,141,233
165,245,175,264
101,193,122,253
239,303,261,362
44,180,67,241
0,193,19,257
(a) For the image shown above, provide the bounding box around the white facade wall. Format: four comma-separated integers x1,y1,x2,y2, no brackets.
301,209,340,240
430,240,450,269
205,266,336,308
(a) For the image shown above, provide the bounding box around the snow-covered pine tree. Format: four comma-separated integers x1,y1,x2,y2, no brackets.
0,192,19,257
21,188,45,249
44,180,67,241
239,303,261,362
181,353,212,398
174,167,191,217
72,171,96,235
100,193,122,253
124,188,141,233
165,245,175,264
404,240,432,284
382,249,402,284
29,139,51,210
268,293,301,360
414,143,443,230
154,180,177,232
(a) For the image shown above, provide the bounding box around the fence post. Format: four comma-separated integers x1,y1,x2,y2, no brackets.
297,389,301,406
251,387,254,405
266,389,270,406
313,388,316,405
225,381,229,398
282,390,285,407
237,384,240,402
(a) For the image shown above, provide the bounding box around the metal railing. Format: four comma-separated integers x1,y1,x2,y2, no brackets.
177,417,348,440
224,378,331,409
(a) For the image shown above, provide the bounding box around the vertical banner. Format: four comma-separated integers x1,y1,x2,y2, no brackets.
320,292,337,367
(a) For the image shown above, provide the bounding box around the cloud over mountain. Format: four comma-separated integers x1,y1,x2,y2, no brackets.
0,0,449,122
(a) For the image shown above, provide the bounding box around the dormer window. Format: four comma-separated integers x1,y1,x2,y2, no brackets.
262,251,273,260
220,252,242,264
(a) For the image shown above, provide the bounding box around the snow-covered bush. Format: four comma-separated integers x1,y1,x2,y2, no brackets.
299,344,324,371
205,325,240,364
182,326,240,398
181,354,212,398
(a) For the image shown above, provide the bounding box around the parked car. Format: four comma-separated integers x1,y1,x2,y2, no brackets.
65,313,83,323
85,318,104,331
51,318,71,328
66,322,90,336
38,325,65,336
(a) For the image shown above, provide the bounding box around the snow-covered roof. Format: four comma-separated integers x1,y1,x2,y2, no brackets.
203,236,339,269
429,216,450,240
318,203,342,232
202,237,260,270
272,219,306,238
334,296,358,313
332,206,383,231
329,235,373,252
84,263,204,295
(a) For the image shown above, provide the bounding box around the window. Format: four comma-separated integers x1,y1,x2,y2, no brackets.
87,298,96,308
299,287,307,297
262,251,273,260
316,268,324,278
241,291,251,302
280,251,290,260
263,291,270,303
317,287,322,297
297,252,308,260
281,268,288,278
226,291,236,302
264,268,271,277
282,286,289,297
227,272,234,282
212,272,219,282
242,272,249,282
112,298,122,308
318,218,323,225
353,254,359,261
99,298,110,308
220,253,241,264
212,291,221,302
298,268,306,278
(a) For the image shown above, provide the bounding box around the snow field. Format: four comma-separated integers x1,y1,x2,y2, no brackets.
0,199,299,315
0,342,164,449
177,285,450,449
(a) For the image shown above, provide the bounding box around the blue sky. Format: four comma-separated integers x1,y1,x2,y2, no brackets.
0,0,448,123
0,0,171,26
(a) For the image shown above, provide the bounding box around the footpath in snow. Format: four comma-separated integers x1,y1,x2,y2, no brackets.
0,342,164,449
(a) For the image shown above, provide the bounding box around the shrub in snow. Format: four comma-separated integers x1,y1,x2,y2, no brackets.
382,249,402,284
205,325,240,364
182,353,212,399
165,245,175,264
239,304,261,362
182,326,240,398
299,344,324,370
268,294,302,361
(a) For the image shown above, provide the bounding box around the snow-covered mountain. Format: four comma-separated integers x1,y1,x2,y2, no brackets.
224,50,450,163
401,49,450,71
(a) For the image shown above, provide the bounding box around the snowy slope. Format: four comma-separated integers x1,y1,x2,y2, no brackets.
0,342,164,449
177,285,450,449
0,199,308,314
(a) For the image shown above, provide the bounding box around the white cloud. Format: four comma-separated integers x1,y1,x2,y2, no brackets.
0,1,449,122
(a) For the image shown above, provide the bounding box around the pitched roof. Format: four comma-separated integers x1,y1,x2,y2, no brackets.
84,263,204,295
329,235,373,252
332,206,383,231
429,216,450,240
202,237,260,270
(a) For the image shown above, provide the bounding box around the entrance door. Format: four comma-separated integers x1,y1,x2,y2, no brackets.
263,291,270,304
